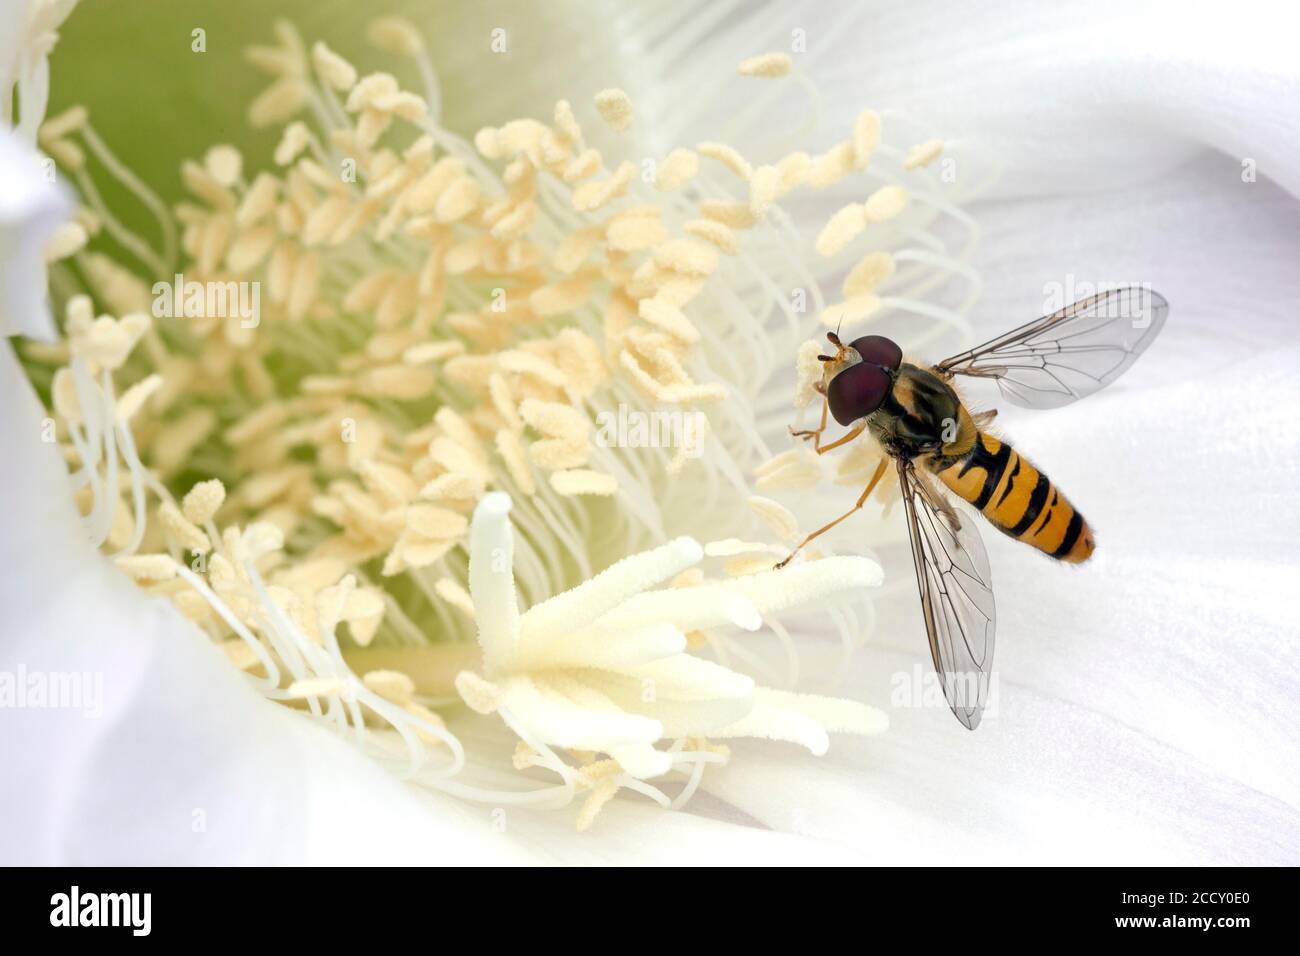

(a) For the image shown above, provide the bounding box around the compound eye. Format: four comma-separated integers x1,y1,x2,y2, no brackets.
827,362,891,425
850,335,902,371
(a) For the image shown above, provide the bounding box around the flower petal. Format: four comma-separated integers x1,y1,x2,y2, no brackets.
0,129,71,341
0,349,532,863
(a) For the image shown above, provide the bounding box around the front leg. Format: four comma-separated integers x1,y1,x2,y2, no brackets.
810,422,865,454
790,388,829,445
791,390,865,454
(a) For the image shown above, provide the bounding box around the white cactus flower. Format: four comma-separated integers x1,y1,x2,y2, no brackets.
4,0,1297,865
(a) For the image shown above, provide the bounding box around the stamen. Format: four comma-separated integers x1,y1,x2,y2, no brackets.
737,52,793,78
593,88,634,132
903,138,945,169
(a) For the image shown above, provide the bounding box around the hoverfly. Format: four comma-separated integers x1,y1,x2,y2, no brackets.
777,287,1169,729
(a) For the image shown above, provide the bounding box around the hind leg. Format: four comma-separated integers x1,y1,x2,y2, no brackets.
775,457,889,569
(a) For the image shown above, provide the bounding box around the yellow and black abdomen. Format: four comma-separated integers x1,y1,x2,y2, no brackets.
929,432,1095,563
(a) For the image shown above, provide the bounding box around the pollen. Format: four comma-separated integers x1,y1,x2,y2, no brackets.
684,218,738,254
607,210,668,252
553,99,584,146
793,339,826,408
363,669,417,704
738,52,793,77
311,41,358,91
698,200,757,229
654,148,699,191
248,78,310,129
748,496,800,542
366,17,425,57
863,184,910,223
550,469,619,496
821,295,882,330
815,203,868,257
698,141,754,181
755,449,822,491
572,161,636,211
808,142,856,189
563,148,602,182
182,476,227,522
44,221,87,262
639,297,701,344
843,251,896,297
594,88,634,132
653,238,719,276
455,671,502,715
904,138,945,169
116,554,179,583
852,109,881,169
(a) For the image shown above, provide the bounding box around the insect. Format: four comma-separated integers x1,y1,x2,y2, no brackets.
777,286,1169,729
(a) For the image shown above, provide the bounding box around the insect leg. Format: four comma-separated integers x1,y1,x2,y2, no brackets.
811,422,866,455
774,456,889,569
789,392,829,443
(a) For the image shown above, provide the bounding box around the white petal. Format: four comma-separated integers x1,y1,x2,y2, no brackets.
0,351,532,863
0,129,71,341
501,792,869,864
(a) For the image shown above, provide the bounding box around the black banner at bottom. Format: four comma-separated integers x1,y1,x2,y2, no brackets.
0,866,1287,940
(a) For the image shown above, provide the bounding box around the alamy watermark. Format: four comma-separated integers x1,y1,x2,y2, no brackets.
594,404,707,459
152,273,260,328
0,665,103,718
1042,277,1157,329
50,886,151,936
890,664,998,720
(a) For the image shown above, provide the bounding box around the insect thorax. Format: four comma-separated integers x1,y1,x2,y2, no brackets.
868,363,968,457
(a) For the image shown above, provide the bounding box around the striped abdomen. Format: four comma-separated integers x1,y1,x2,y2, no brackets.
929,432,1094,563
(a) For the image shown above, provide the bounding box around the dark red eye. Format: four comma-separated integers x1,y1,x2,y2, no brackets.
828,362,891,425
850,335,902,371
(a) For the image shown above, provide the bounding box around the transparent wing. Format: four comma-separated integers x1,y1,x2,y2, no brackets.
897,457,996,730
936,286,1168,409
